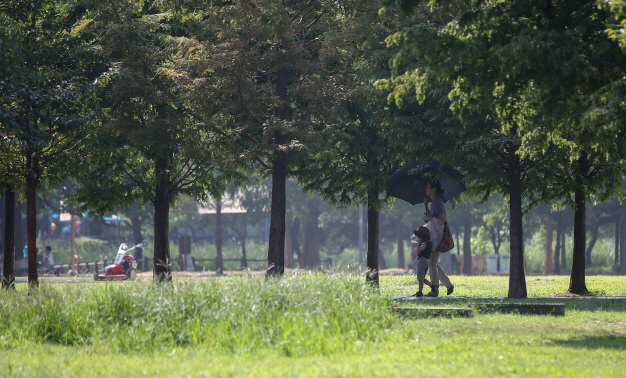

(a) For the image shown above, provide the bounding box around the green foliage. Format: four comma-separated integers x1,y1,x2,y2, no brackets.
0,0,103,190
70,0,239,214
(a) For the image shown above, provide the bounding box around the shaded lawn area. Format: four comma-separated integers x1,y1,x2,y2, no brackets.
0,275,624,377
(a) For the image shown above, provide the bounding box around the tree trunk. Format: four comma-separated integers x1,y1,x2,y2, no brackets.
366,187,379,287
2,190,15,289
266,148,287,276
266,66,288,277
463,216,472,275
153,157,172,283
488,226,501,255
285,216,293,269
26,155,39,287
543,213,554,275
585,226,598,269
569,187,588,293
396,216,405,269
130,215,143,270
554,213,561,275
216,201,223,275
508,150,527,298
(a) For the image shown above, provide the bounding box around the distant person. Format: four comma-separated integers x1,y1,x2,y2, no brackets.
411,226,433,297
61,225,70,239
423,180,454,297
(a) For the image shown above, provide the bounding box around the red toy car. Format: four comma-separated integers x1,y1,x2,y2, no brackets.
94,243,144,281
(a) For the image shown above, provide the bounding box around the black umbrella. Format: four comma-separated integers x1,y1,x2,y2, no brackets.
385,161,466,205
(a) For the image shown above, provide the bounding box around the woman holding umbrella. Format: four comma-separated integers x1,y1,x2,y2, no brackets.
423,180,454,297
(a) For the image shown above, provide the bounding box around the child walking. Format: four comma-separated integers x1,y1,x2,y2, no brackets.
411,226,433,297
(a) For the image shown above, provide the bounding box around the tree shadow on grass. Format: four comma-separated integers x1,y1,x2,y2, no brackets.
549,335,626,350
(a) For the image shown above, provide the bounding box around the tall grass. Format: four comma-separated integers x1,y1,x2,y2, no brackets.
0,273,394,355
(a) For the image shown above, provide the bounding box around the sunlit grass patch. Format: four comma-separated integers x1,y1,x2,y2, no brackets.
1,274,625,377
0,273,395,355
380,274,626,297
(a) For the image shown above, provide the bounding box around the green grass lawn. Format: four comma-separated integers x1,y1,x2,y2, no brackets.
1,275,625,377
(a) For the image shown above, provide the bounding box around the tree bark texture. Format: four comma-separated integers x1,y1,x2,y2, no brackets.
26,154,39,287
216,201,223,274
266,66,288,277
284,216,293,269
396,216,405,269
569,187,588,293
267,140,287,276
463,216,472,275
366,197,379,287
153,157,172,283
543,213,554,275
507,151,527,298
488,226,501,255
2,190,15,289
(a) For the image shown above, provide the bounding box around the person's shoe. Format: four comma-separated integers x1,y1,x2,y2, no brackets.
447,285,454,296
413,291,424,297
425,285,439,297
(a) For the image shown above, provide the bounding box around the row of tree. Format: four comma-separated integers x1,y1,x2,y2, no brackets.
376,0,626,295
2,0,626,297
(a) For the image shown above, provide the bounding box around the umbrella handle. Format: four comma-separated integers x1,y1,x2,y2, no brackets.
423,202,429,216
